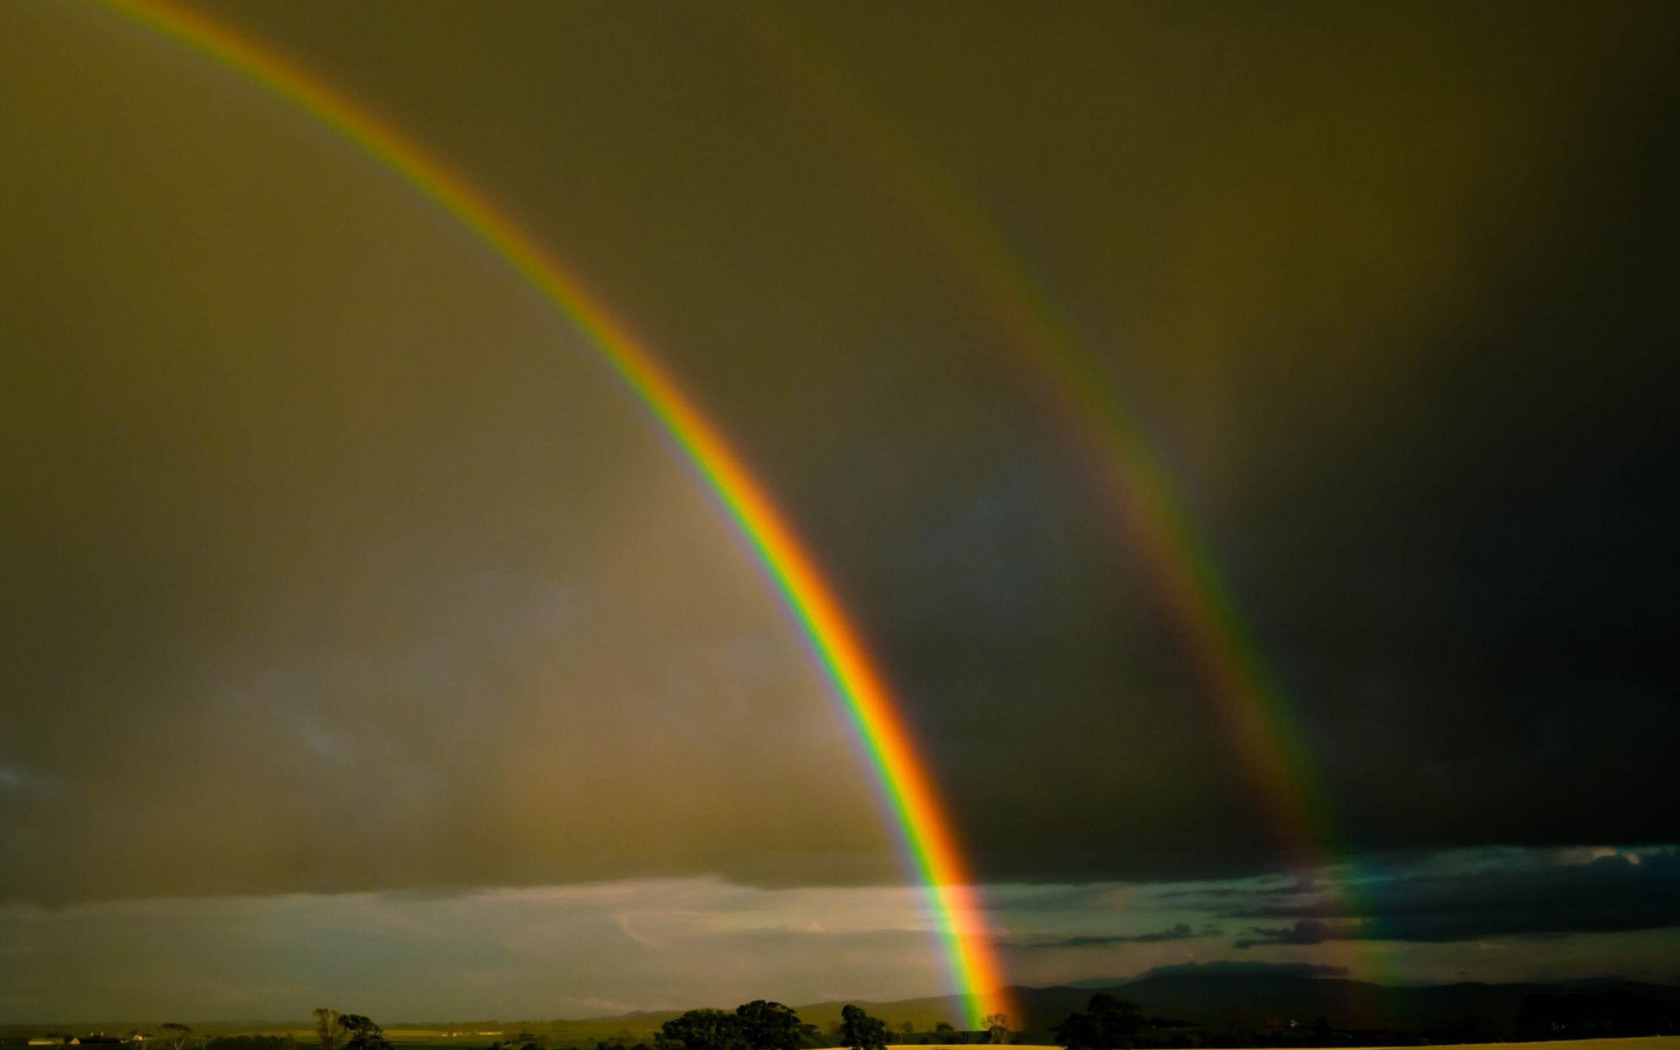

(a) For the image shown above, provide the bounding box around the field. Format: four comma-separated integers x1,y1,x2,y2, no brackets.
1358,1043,1680,1050
882,1044,1680,1050
211,1042,1680,1050
6,1031,1676,1050
243,1038,1680,1050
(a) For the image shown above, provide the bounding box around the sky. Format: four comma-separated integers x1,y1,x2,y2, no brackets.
2,0,1679,1023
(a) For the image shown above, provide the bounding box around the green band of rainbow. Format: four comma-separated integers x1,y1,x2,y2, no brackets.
91,0,1009,1027
747,4,1373,973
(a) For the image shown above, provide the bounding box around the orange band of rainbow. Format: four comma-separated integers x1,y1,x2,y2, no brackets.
90,0,1011,1027
745,6,1373,979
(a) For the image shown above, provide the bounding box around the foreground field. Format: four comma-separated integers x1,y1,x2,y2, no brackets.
888,1043,1680,1050
1359,1042,1680,1050
361,1038,1680,1050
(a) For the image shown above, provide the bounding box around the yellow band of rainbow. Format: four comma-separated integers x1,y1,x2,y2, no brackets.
745,6,1377,979
90,0,1011,1027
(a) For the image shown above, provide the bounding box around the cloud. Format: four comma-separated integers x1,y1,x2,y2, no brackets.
0,879,954,1021
1138,961,1349,980
1009,922,1207,950
1156,876,1319,901
1234,919,1368,949
1228,849,1680,945
6,0,1680,913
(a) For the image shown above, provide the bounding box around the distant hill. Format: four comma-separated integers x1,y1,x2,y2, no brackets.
856,975,1680,1033
534,975,1680,1038
738,976,1680,1035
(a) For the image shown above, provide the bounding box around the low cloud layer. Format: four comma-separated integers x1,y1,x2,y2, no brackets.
0,880,950,1021
1229,849,1680,946
5,850,1680,1021
1010,923,1208,951
1138,962,1349,980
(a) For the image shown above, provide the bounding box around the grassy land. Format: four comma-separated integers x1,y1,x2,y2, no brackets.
464,1042,1680,1050
370,1037,1680,1050
1358,1041,1680,1050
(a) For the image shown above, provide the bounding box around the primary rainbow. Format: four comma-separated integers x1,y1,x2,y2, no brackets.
92,0,1010,1028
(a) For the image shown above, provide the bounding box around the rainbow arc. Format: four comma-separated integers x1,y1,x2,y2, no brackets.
93,0,1011,1028
744,5,1375,978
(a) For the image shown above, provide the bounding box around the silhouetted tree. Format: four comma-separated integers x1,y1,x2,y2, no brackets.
932,1025,954,1038
161,1025,192,1050
659,1010,745,1050
1055,996,1144,1050
839,1007,887,1050
734,1002,802,1050
982,1016,1009,1045
336,1016,391,1050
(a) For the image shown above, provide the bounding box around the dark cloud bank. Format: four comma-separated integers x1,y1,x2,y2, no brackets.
2,0,1678,917
1232,849,1680,947
1011,922,1210,951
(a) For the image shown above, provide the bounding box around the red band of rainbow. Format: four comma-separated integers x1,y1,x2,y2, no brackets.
90,0,1013,1028
745,3,1373,980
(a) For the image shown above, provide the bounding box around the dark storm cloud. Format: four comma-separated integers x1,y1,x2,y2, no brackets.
1156,877,1320,901
1234,920,1365,950
5,0,1680,917
1230,850,1680,946
982,884,1133,913
0,1,904,906
741,0,1680,884
1139,962,1349,980
1008,922,1205,951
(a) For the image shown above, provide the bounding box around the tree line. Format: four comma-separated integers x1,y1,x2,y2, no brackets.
1046,991,1680,1049
653,1001,1001,1050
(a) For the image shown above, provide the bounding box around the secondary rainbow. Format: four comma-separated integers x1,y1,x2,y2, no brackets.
747,6,1374,971
91,0,1010,1028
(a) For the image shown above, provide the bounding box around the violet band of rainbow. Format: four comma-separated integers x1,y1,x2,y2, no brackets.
92,0,1011,1028
745,7,1380,983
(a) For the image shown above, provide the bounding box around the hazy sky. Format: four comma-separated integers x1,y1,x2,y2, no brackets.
2,0,1678,1021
